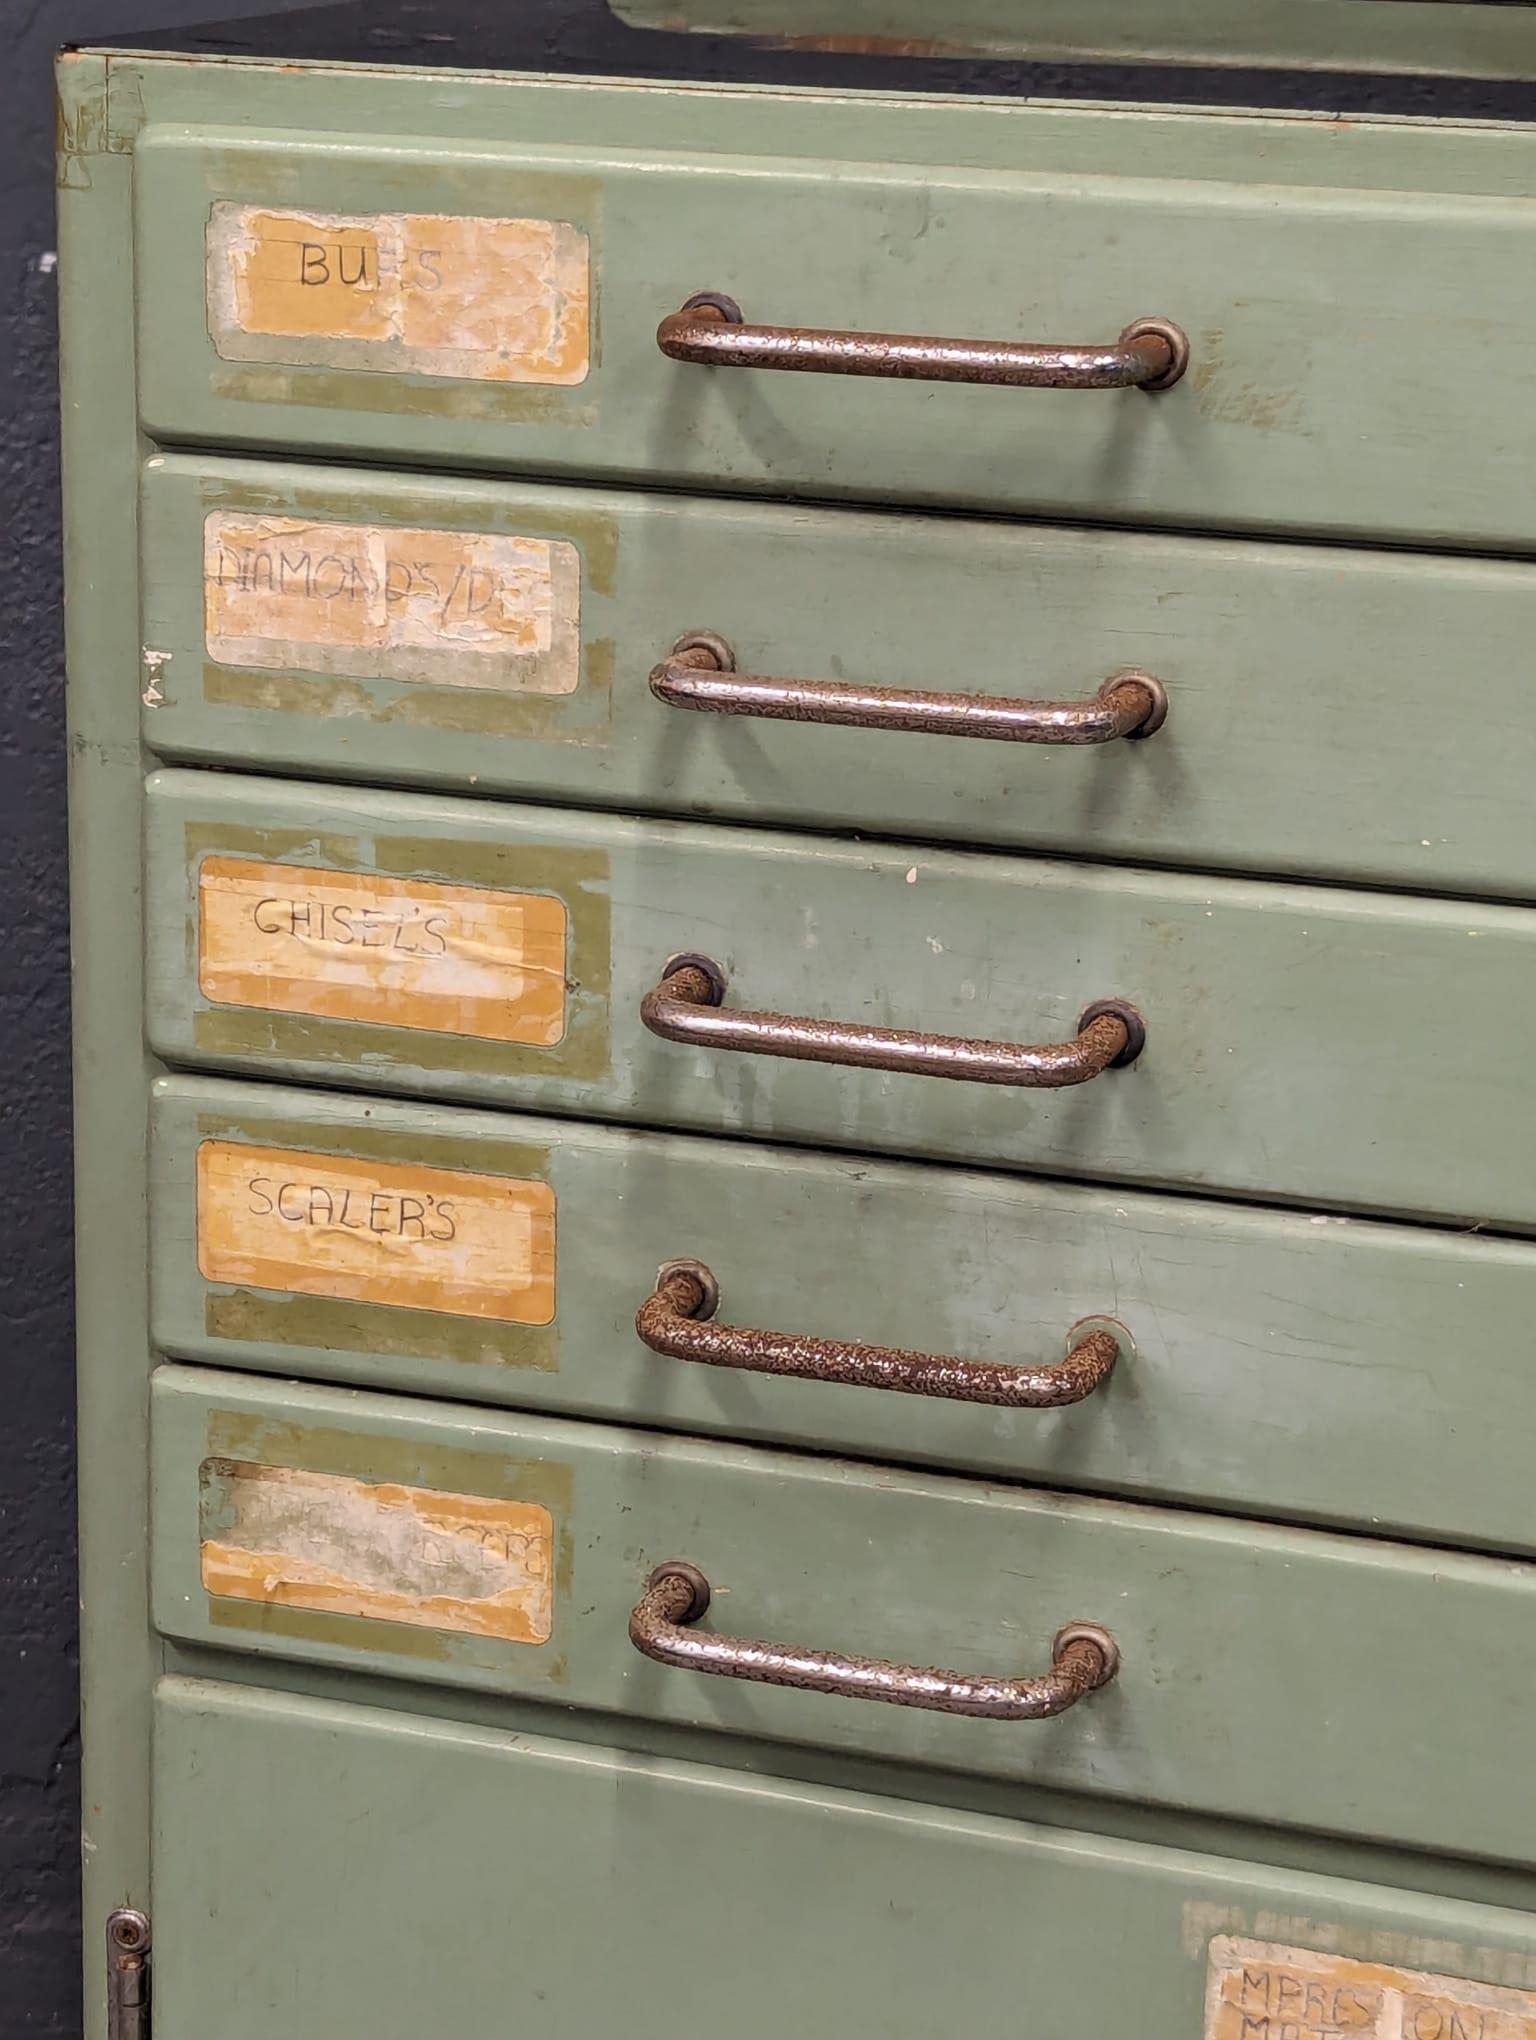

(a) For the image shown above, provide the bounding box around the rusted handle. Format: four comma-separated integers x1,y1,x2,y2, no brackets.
638,1259,1120,1408
657,292,1188,391
630,1562,1120,1718
651,632,1167,745
641,955,1144,1088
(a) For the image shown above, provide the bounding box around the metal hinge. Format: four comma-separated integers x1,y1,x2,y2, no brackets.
106,1909,151,2040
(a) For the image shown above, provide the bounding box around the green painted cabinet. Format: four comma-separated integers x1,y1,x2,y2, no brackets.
60,20,1536,2040
144,768,1536,1228
140,454,1536,900
151,1074,1536,1560
153,1682,1536,2040
151,1364,1536,1865
129,122,1536,551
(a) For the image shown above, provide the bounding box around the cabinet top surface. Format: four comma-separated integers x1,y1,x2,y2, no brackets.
77,0,1536,122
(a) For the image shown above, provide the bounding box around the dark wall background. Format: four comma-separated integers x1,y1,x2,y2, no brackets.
0,0,1520,2030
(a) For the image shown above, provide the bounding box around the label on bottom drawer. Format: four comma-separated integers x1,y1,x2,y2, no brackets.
1206,1937,1536,2038
197,857,569,1043
196,1140,556,1324
200,1460,555,1642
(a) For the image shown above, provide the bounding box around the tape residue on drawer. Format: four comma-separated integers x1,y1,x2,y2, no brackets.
1206,1936,1536,2038
204,511,581,694
196,856,569,1044
199,1459,555,1642
206,203,591,384
196,1138,556,1324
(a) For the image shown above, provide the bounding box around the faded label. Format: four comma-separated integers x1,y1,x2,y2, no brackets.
1206,1937,1536,2039
197,856,568,1045
207,204,591,383
197,1140,555,1324
200,1459,554,1642
204,513,581,694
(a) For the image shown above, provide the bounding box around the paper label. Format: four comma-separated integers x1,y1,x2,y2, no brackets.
197,856,568,1045
201,1460,554,1642
204,512,581,693
207,204,591,383
1206,1937,1536,2039
197,1140,555,1324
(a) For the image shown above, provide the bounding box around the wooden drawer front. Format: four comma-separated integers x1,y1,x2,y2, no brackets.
153,1074,1536,1561
154,1681,1536,2040
608,0,1536,78
152,1367,1536,1864
133,127,1536,552
146,770,1536,1231
142,455,1536,902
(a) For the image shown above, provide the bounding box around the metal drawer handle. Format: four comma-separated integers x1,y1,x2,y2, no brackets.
638,1258,1120,1409
657,292,1188,391
652,632,1168,745
641,955,1145,1088
631,1561,1120,1719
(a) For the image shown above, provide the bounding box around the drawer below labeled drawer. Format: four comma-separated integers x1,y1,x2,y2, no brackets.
152,1367,1536,1865
153,1075,1536,1560
153,1678,1536,2040
146,769,1536,1231
142,456,1536,901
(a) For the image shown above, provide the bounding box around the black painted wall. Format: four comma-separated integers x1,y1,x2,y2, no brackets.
0,0,1513,2030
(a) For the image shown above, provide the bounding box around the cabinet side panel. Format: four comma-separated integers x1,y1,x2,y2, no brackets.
58,49,154,2040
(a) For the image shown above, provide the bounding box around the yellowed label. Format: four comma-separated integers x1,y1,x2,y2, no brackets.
197,856,568,1045
196,1140,555,1324
1206,1938,1536,2039
201,1460,554,1642
207,204,591,383
204,513,581,694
